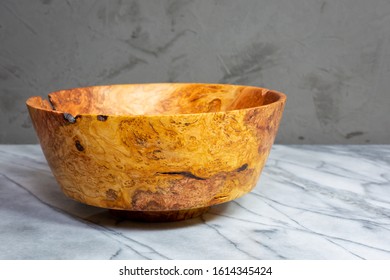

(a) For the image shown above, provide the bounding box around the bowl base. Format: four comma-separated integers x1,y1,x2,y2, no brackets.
109,207,210,222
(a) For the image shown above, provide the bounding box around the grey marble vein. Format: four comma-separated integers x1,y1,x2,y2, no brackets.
0,145,389,259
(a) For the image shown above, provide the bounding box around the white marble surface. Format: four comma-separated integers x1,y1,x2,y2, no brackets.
0,145,389,260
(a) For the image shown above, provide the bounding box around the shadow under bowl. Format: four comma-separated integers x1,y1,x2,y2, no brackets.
26,83,286,222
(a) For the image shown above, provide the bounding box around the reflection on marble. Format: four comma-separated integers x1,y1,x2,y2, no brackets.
0,145,389,260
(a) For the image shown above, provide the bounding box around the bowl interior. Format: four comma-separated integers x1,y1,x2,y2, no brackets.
27,83,283,116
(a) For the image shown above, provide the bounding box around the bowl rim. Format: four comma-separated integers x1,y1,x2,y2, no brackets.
26,82,286,118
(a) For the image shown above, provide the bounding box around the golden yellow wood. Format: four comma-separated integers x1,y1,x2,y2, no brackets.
26,83,286,221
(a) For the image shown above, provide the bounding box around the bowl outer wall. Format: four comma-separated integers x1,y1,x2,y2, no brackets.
26,88,286,211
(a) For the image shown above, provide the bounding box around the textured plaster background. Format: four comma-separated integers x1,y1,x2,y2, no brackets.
0,0,389,144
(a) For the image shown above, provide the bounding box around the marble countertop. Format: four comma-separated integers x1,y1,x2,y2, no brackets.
0,145,389,260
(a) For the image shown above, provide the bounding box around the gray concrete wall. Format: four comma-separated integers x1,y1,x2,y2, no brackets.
1,0,389,144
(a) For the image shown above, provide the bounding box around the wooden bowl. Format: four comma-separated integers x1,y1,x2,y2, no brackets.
26,83,286,222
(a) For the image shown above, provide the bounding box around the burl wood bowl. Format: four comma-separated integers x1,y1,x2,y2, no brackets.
26,83,286,222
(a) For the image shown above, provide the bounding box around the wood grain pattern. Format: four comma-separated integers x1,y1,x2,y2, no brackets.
26,83,286,221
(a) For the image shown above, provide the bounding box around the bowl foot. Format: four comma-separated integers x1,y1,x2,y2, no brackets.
109,207,210,222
